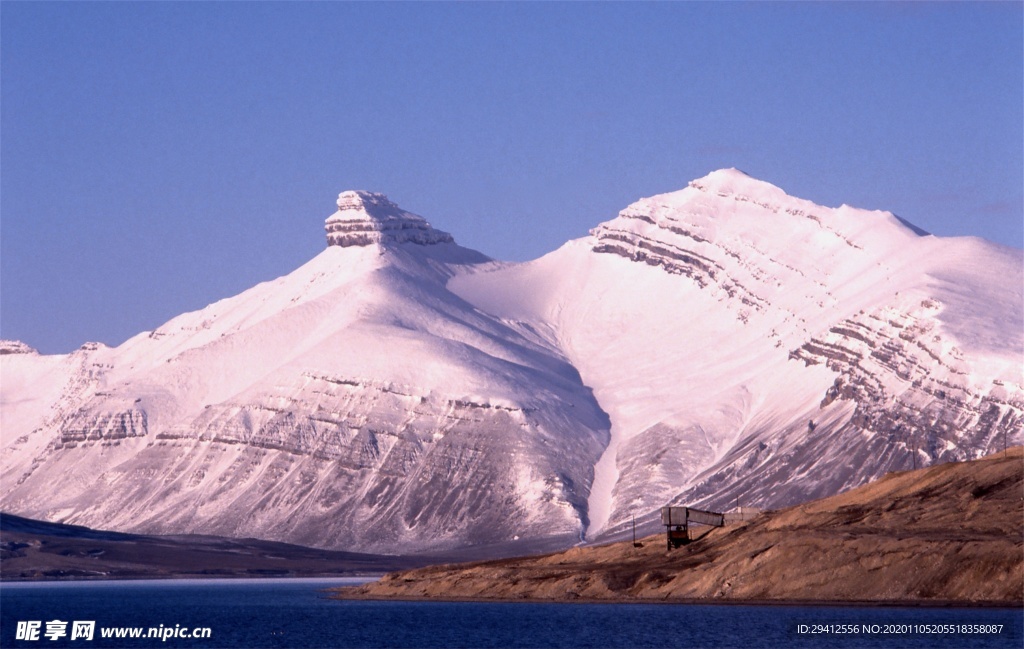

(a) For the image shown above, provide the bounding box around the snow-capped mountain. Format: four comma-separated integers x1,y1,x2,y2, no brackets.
1,192,607,553
451,169,1023,537
3,171,1021,552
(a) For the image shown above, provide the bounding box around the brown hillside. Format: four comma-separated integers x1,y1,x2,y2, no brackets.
335,448,1024,604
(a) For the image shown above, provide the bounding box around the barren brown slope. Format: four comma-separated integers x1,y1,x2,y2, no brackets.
335,448,1023,604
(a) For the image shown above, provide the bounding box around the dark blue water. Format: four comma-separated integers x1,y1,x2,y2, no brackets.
2,578,1021,649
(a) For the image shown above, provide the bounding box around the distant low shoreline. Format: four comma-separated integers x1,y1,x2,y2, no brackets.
331,591,1023,609
3,576,377,587
0,511,435,582
2,573,383,583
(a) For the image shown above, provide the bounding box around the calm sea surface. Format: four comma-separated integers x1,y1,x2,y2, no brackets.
1,578,1021,649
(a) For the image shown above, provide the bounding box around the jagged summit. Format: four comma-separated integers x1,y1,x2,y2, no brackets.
325,190,454,248
0,340,37,356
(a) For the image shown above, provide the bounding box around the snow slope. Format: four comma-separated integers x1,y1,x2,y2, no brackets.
1,192,608,552
3,175,1021,551
450,169,1023,536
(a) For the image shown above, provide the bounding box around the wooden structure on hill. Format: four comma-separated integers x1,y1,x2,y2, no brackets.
660,506,725,550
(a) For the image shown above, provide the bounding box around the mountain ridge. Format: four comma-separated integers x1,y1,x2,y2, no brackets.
2,170,1020,554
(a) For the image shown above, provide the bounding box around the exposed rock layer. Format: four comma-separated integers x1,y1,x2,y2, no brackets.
2,171,1021,555
325,191,453,247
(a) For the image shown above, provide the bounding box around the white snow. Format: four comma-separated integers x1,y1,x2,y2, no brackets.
2,171,1020,549
449,169,1024,535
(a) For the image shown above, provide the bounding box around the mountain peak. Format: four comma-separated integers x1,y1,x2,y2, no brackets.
0,339,37,356
687,168,787,199
698,167,754,183
325,191,454,248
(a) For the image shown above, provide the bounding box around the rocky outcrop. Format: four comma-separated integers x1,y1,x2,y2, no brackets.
325,191,454,248
58,407,147,446
0,340,37,356
788,300,1022,466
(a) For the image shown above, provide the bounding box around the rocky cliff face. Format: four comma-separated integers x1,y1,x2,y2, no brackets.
325,191,454,248
3,171,1021,554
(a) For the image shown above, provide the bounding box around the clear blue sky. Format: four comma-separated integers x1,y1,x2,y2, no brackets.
2,2,1021,354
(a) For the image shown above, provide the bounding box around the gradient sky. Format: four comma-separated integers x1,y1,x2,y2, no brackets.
2,2,1022,354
